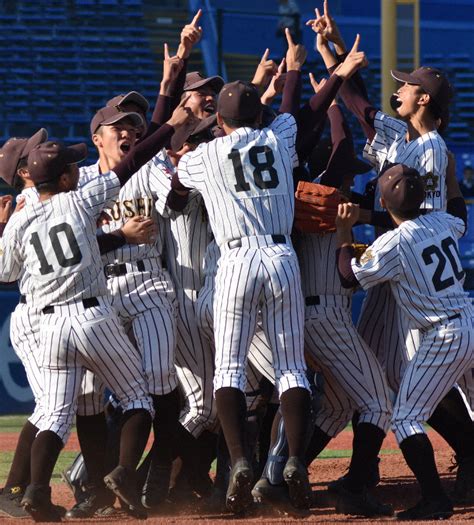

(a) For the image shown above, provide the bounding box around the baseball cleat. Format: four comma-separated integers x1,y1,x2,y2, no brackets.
335,485,393,517
65,486,116,518
451,455,474,503
104,466,147,520
328,457,381,494
141,461,171,509
283,456,313,510
396,496,453,520
225,458,253,514
0,486,28,518
251,477,289,504
21,484,63,522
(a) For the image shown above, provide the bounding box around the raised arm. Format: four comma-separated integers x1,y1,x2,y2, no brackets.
147,10,202,133
279,28,307,116
114,98,197,186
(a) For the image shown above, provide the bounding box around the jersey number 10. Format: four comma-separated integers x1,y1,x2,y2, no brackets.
228,146,280,192
30,223,83,276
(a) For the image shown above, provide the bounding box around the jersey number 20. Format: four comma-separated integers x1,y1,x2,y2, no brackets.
228,146,279,192
30,223,83,275
422,236,465,292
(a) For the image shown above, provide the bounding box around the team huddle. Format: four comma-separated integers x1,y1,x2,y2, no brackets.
1,1,473,522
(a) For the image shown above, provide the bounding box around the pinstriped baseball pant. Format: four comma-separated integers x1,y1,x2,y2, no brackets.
174,288,217,437
107,266,178,396
304,301,392,436
10,303,105,428
392,316,474,443
38,299,154,444
213,239,309,395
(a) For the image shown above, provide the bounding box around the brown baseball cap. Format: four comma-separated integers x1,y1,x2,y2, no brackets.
0,129,48,186
378,164,425,212
27,141,88,184
90,105,145,135
106,91,149,115
390,67,453,112
217,81,262,121
184,71,224,94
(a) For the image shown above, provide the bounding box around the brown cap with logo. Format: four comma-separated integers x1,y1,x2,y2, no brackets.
27,141,88,184
217,81,262,121
0,129,48,186
90,105,145,135
106,91,150,115
184,71,225,94
378,164,425,212
390,67,453,112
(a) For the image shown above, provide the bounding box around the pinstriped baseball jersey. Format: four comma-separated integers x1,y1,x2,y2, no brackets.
80,154,174,265
294,232,351,298
177,113,298,246
352,212,472,330
364,111,448,211
163,192,213,291
0,171,120,309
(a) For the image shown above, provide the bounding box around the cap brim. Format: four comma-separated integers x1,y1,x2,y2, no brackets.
120,91,149,113
192,114,217,135
101,111,145,129
390,70,421,85
65,143,88,164
350,158,373,175
23,128,48,157
184,76,225,94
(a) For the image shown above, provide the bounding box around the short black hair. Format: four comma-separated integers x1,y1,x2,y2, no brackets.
221,114,259,129
12,157,28,192
387,205,421,221
35,176,62,193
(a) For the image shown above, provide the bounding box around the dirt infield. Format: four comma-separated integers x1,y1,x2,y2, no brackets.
1,429,474,524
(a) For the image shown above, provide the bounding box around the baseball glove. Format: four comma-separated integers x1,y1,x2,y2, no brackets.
294,181,343,234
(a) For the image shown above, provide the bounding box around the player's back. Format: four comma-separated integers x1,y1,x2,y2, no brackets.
7,172,120,309
388,212,471,329
180,113,297,246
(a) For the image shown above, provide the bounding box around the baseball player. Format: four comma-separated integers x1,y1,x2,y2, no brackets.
336,164,473,520
170,77,315,514
0,130,154,520
311,5,474,496
253,101,393,518
1,103,191,521
82,53,202,512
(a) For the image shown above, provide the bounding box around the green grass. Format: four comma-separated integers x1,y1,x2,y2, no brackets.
0,451,78,486
0,415,30,433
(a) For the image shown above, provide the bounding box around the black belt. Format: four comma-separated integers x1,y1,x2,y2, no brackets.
447,313,461,322
42,297,100,315
19,294,26,304
305,295,351,308
228,234,287,250
104,259,145,278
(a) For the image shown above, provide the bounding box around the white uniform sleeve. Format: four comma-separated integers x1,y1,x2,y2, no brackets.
440,212,466,240
77,171,121,220
177,148,205,189
373,111,407,145
269,113,298,168
0,220,23,282
147,156,175,217
352,229,401,289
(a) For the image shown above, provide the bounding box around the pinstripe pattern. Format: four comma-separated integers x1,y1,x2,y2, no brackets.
0,171,120,309
177,113,298,246
393,317,474,443
294,232,391,436
353,212,472,330
213,240,308,394
39,300,153,443
365,111,448,211
81,154,179,397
